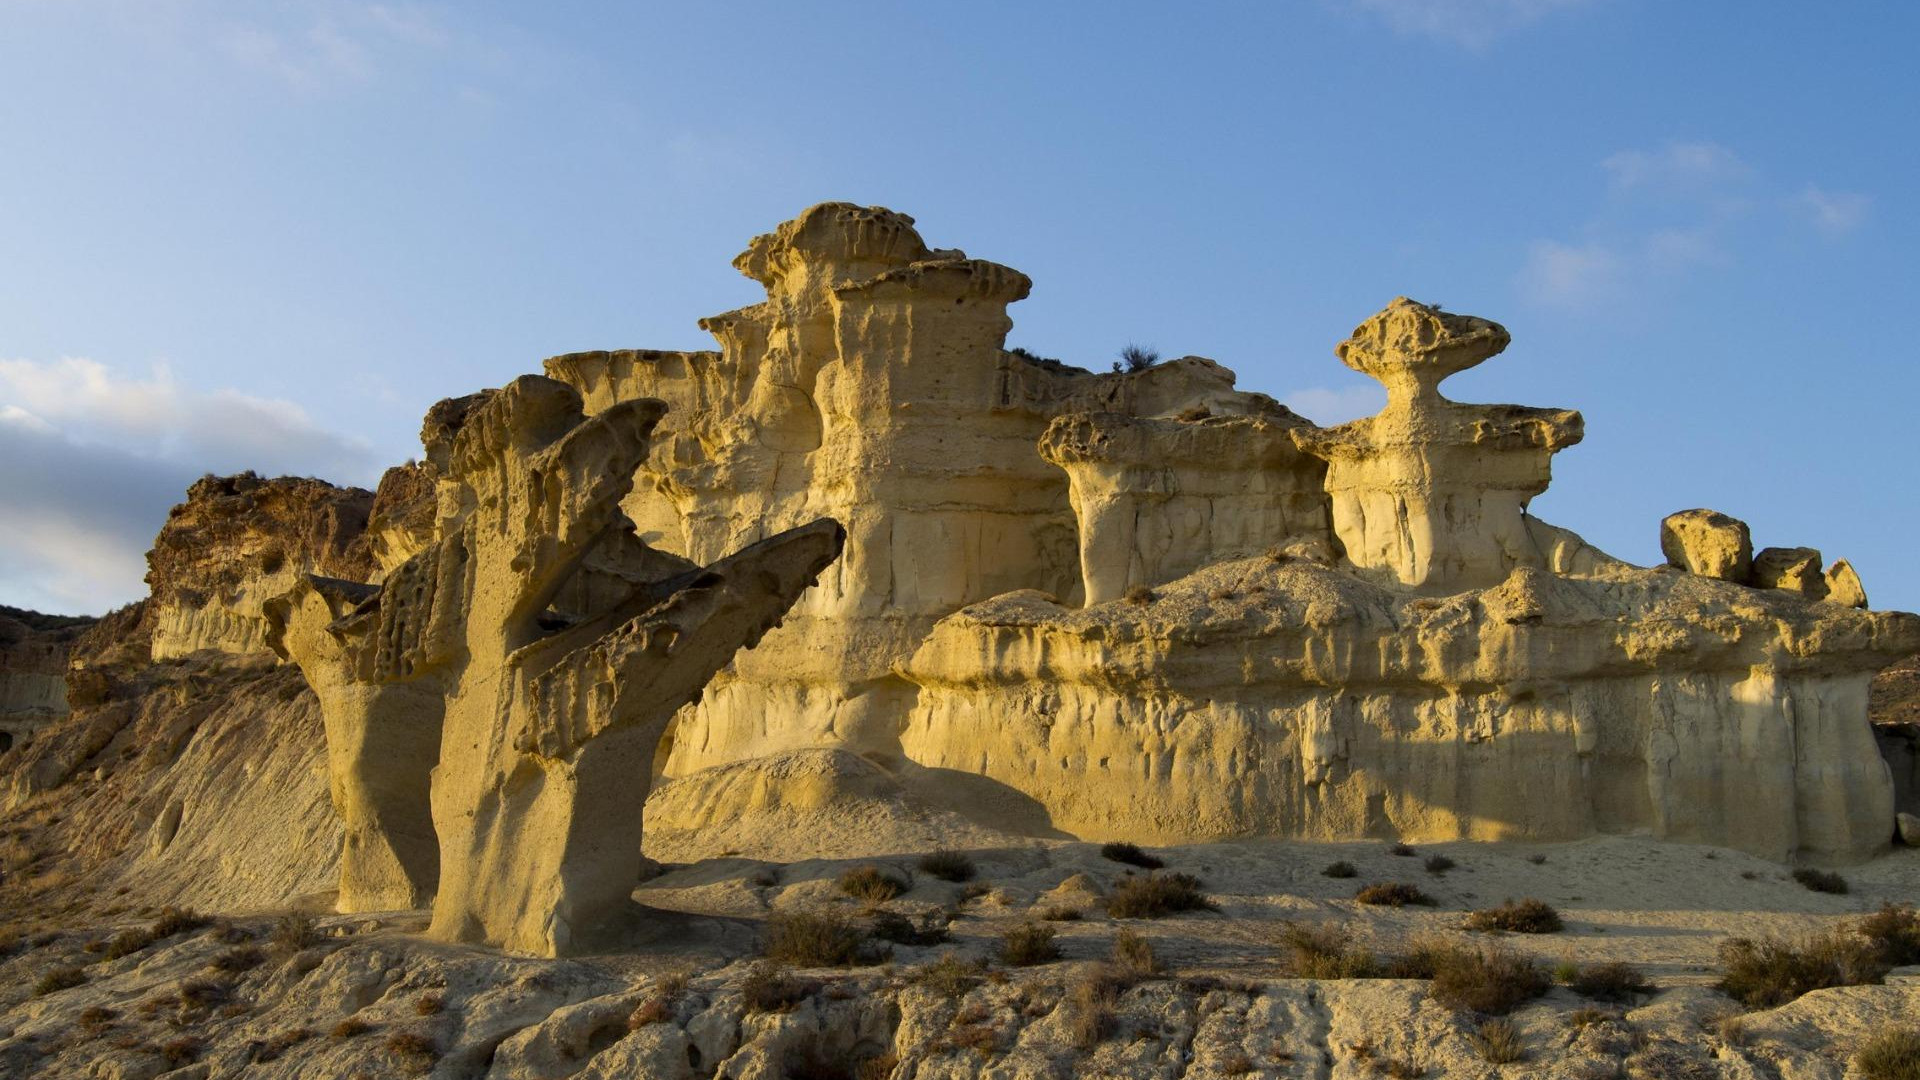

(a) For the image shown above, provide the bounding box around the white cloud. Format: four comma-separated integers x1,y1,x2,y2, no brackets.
1340,0,1601,47
1283,384,1386,425
1601,141,1749,194
1798,185,1871,237
0,357,383,614
1518,239,1623,308
216,3,447,90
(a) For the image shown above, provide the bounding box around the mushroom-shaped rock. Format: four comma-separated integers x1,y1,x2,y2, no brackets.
1660,509,1754,583
1754,546,1828,599
1825,559,1869,609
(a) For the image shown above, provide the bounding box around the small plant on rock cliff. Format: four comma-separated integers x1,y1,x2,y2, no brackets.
1423,854,1456,875
1426,943,1550,1015
1322,860,1357,879
1000,921,1061,966
1039,905,1084,921
910,952,986,997
1792,867,1849,895
413,992,444,1016
741,960,816,1013
1858,903,1920,966
1100,842,1164,870
916,849,976,883
159,1037,205,1067
270,912,319,953
32,965,85,996
1388,842,1416,857
765,910,868,967
1464,898,1563,934
1107,872,1214,918
869,909,949,946
1066,964,1131,1047
1122,584,1156,605
208,945,267,973
1718,931,1888,1008
1565,960,1655,1003
102,928,156,960
1470,1018,1525,1064
1277,921,1379,979
1855,1027,1920,1080
330,1016,374,1039
150,906,207,939
253,1027,313,1063
1113,343,1160,373
1112,928,1159,976
384,1029,439,1074
1355,882,1433,908
839,864,909,903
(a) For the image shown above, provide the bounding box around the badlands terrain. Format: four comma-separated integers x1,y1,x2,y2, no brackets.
2,203,1918,1078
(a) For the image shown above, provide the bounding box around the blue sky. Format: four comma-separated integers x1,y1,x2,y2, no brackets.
2,1,1915,615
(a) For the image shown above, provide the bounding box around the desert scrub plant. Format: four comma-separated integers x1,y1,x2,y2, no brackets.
1000,921,1061,966
413,991,445,1015
741,960,816,1013
1065,964,1133,1048
159,1036,205,1067
1354,882,1433,908
150,906,207,939
270,912,320,953
1423,855,1456,875
1858,903,1920,966
1276,921,1379,979
1718,931,1888,1008
1854,1026,1920,1080
1464,898,1563,934
1567,1006,1615,1030
869,909,949,946
1112,343,1160,373
208,944,267,973
253,1027,313,1063
101,927,155,960
1099,841,1164,869
1107,872,1214,918
1039,905,1084,921
330,1016,374,1038
1426,943,1550,1015
1792,867,1849,895
1565,960,1654,1003
764,910,868,966
1323,860,1358,879
1470,1017,1525,1064
838,864,909,902
916,849,976,883
1388,842,1416,857
384,1028,439,1074
1112,928,1159,976
33,964,85,996
627,969,691,1030
910,952,986,997
1122,584,1156,605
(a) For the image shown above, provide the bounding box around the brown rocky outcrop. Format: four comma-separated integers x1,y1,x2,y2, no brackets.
0,606,93,755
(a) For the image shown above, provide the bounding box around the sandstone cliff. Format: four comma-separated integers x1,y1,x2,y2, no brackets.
0,606,93,755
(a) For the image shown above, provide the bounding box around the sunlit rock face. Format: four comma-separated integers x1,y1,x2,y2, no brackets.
549,206,1914,865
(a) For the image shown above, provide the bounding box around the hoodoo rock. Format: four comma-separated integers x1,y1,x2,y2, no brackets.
1660,508,1754,583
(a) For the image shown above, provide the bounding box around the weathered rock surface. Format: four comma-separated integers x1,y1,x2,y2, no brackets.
0,607,93,755
146,473,374,660
1827,557,1869,609
1753,545,1828,599
1659,508,1753,582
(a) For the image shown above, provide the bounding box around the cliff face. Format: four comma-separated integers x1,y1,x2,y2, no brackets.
0,607,93,754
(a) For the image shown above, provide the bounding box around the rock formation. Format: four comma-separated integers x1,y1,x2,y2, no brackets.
0,607,93,754
270,375,844,955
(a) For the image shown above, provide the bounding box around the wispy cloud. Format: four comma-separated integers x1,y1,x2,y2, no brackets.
1519,141,1872,310
1338,0,1602,47
0,357,381,614
215,2,448,91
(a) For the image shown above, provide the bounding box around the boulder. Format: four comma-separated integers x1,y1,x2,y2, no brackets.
1899,812,1920,847
1753,546,1829,599
1659,509,1753,583
1826,559,1869,609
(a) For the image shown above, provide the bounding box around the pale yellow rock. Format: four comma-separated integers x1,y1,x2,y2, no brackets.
1826,557,1869,608
1659,507,1753,582
1754,545,1829,599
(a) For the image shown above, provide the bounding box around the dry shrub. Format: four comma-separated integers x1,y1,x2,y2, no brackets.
330,1016,374,1038
869,910,949,946
1471,1017,1525,1064
1000,922,1061,966
270,912,319,953
1099,842,1164,870
1567,1006,1614,1030
102,928,155,960
1527,853,1548,865
916,850,976,883
741,960,816,1013
627,994,672,1029
151,906,207,939
1791,867,1849,895
33,965,85,996
1277,921,1379,979
1568,961,1654,1003
1855,1027,1920,1080
384,1029,439,1074
1355,882,1433,908
765,910,867,967
79,1005,117,1027
1106,872,1214,918
1323,860,1358,879
1112,928,1159,976
1858,903,1920,966
1426,944,1550,1016
1718,931,1888,1008
1389,842,1416,857
1384,934,1458,979
1122,584,1156,605
910,952,986,997
839,865,909,903
159,1036,204,1067
413,992,444,1016
1464,898,1563,934
1066,965,1130,1048
208,945,266,973
855,1052,899,1080
253,1027,313,1063
1039,906,1084,921
1424,855,1456,875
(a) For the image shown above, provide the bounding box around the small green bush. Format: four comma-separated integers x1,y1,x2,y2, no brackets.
1100,842,1164,869
1107,872,1214,918
764,910,868,967
999,922,1061,966
1427,944,1550,1015
1718,932,1888,1008
1463,899,1563,934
